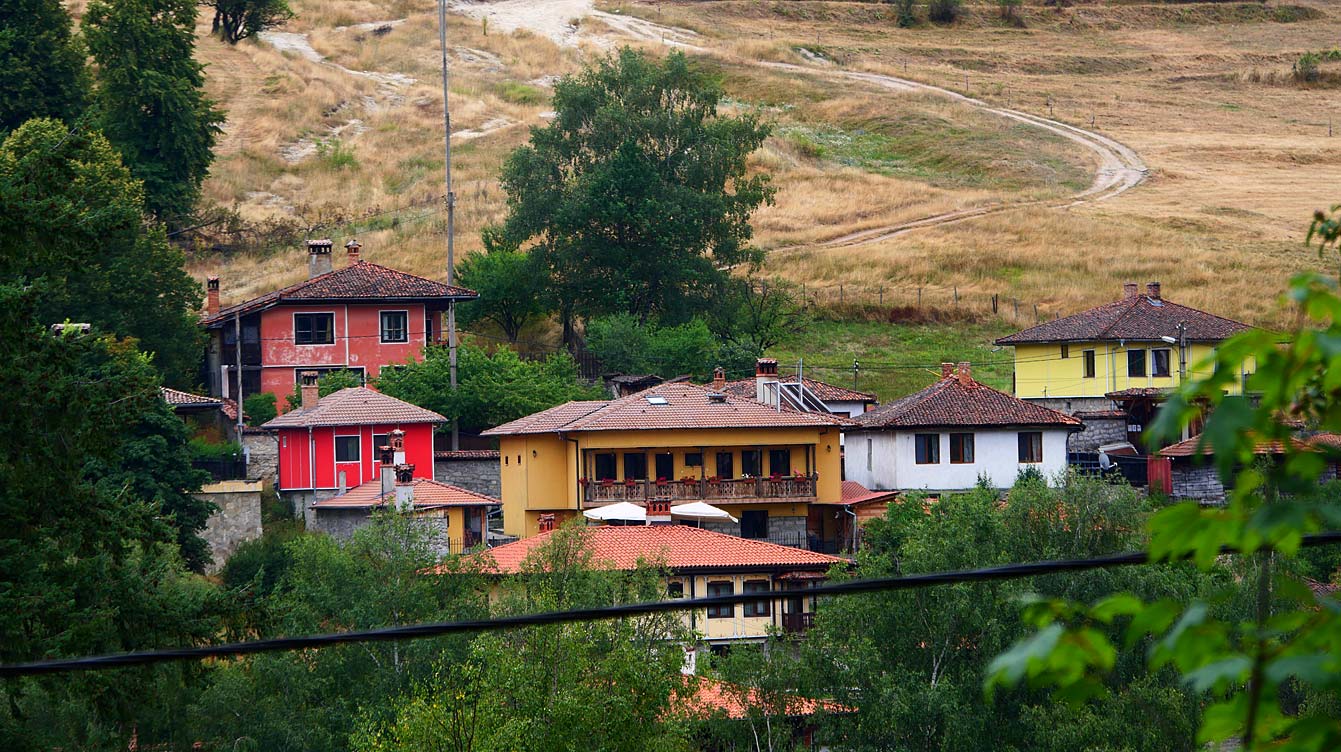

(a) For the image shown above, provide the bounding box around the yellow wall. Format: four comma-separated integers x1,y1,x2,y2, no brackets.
497,427,842,538
1010,341,1254,399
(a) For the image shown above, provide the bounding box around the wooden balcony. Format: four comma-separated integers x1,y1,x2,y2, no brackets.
782,612,814,634
582,475,818,506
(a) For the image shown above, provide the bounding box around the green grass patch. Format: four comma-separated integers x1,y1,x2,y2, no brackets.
768,318,1015,401
316,139,358,170
495,81,547,106
383,155,440,195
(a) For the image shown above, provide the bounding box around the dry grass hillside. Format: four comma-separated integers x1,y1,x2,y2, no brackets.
185,0,1341,328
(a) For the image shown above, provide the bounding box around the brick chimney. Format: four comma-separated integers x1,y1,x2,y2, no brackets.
956,361,972,386
345,238,362,265
393,464,415,512
206,276,220,316
1146,281,1161,300
299,371,320,411
307,238,334,278
711,366,726,391
389,429,406,465
1123,282,1139,299
941,362,955,379
379,443,395,497
538,513,556,533
755,358,779,405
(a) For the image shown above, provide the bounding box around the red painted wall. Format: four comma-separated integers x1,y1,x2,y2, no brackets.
258,303,431,408
276,422,436,491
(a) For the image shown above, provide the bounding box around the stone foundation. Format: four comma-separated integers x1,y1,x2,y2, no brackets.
1171,464,1225,503
242,429,278,486
433,452,501,498
309,508,458,556
196,480,264,573
1068,417,1129,453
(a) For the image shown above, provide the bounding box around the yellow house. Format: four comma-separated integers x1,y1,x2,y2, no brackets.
309,476,496,553
473,524,848,643
481,382,846,542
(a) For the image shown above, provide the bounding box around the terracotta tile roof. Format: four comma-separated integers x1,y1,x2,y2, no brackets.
1158,433,1313,457
836,480,899,506
483,383,848,436
434,450,501,460
471,525,846,574
850,372,1081,430
160,386,222,408
995,289,1252,345
720,377,876,404
261,387,446,428
675,676,853,720
202,262,477,326
1073,409,1128,419
1106,387,1171,400
311,477,498,510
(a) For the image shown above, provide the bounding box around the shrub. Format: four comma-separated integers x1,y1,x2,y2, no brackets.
1294,52,1321,83
928,0,961,23
999,0,1023,24
891,0,917,27
243,392,277,425
316,138,357,169
188,437,243,460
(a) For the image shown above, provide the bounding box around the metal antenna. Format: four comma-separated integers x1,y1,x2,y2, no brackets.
437,0,459,450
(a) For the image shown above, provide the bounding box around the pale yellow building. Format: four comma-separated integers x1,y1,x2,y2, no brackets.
481,382,847,543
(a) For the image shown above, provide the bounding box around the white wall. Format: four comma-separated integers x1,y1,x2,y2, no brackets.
824,400,870,419
846,428,1070,491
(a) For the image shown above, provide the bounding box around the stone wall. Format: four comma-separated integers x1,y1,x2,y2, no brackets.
700,514,807,541
1027,397,1116,415
1068,417,1128,452
242,429,278,486
197,480,263,573
1171,464,1225,504
309,508,457,556
434,453,501,498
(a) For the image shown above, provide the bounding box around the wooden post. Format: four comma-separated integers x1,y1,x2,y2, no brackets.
839,285,844,303
1013,298,1019,319
879,286,884,305
954,286,959,306
918,287,922,307
992,293,999,314
1034,303,1039,323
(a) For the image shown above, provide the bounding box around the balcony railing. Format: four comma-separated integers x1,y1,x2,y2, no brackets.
582,475,819,505
782,612,814,634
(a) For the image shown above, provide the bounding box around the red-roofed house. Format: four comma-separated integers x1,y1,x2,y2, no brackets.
201,239,477,409
712,360,877,418
845,362,1081,491
473,524,848,642
310,474,498,551
262,376,446,504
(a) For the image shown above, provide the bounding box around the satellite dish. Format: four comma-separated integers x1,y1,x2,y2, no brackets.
1098,451,1114,471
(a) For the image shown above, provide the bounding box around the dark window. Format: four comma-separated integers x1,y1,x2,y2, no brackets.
1018,432,1043,464
1060,344,1070,359
707,581,734,618
915,433,940,465
743,580,771,617
335,435,360,463
949,433,975,464
1152,348,1172,378
594,453,617,481
741,450,762,477
741,510,769,539
654,453,673,481
372,433,389,454
294,313,334,345
1083,350,1096,378
768,449,791,476
685,452,703,467
716,452,734,479
380,311,408,343
667,581,684,599
1127,349,1146,377
623,453,647,481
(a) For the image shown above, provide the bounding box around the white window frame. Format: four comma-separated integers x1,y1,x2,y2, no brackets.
334,434,361,464
293,311,336,346
379,309,410,344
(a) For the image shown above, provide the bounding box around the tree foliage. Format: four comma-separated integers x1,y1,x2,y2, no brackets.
455,244,549,343
285,367,366,411
0,0,88,134
586,314,722,379
0,119,205,383
85,0,224,223
490,48,773,341
710,277,810,356
209,0,293,44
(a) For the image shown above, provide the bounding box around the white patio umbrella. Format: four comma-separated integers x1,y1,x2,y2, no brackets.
582,501,647,523
670,501,738,524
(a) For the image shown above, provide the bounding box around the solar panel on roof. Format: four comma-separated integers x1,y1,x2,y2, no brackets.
646,395,669,405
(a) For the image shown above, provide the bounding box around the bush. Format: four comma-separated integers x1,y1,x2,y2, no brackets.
1295,52,1321,83
891,0,917,27
188,437,243,460
243,392,277,425
928,0,961,23
316,138,357,169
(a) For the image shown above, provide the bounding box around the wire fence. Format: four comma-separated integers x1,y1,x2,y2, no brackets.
799,281,1054,327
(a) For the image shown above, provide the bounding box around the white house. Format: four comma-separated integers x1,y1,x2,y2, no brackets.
844,362,1081,491
716,359,878,418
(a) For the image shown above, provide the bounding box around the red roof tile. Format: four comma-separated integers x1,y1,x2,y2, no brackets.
675,676,852,720
836,480,899,506
851,372,1080,430
720,377,876,404
483,383,848,436
311,477,498,509
1106,387,1171,400
202,261,476,326
160,386,222,407
471,525,846,574
996,289,1252,345
261,387,446,428
1159,433,1313,457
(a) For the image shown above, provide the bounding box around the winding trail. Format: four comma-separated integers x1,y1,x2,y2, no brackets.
452,1,1149,250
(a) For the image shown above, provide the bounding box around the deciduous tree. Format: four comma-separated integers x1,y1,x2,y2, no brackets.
208,0,293,44
455,243,549,343
0,0,88,134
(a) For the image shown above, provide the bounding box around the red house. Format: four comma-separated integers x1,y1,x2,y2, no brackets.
262,374,445,500
201,238,477,407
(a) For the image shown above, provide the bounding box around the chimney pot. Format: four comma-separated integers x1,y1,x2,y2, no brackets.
393,464,415,511
379,445,394,496
345,238,362,265
711,366,725,391
956,361,972,386
941,362,955,379
307,238,334,278
389,429,406,465
755,358,780,404
538,513,556,533
300,371,320,411
1123,282,1139,299
1146,281,1161,300
206,276,220,316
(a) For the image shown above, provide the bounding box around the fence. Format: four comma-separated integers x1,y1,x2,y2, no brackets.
1067,452,1150,488
192,455,248,482
799,282,1055,327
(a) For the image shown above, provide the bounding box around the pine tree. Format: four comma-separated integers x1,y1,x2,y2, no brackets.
0,0,89,134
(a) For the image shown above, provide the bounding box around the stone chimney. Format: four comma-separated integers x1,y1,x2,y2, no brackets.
711,366,726,392
394,464,415,512
941,362,955,379
379,444,395,497
538,513,556,533
307,238,334,278
1146,281,1161,300
299,371,320,411
389,429,406,465
345,238,362,265
1123,282,1139,299
956,362,972,386
755,358,779,405
206,276,220,316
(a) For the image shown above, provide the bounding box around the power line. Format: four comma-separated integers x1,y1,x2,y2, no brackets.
4,531,1338,678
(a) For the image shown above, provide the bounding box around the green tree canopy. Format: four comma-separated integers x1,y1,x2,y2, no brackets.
586,313,731,380
209,0,293,44
0,119,205,383
85,0,223,223
490,47,773,342
0,0,88,134
455,243,549,343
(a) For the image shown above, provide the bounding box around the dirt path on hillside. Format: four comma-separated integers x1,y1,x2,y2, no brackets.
446,1,1147,249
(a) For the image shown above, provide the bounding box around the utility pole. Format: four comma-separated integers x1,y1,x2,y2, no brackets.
1177,321,1188,382
852,358,860,390
438,0,459,450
